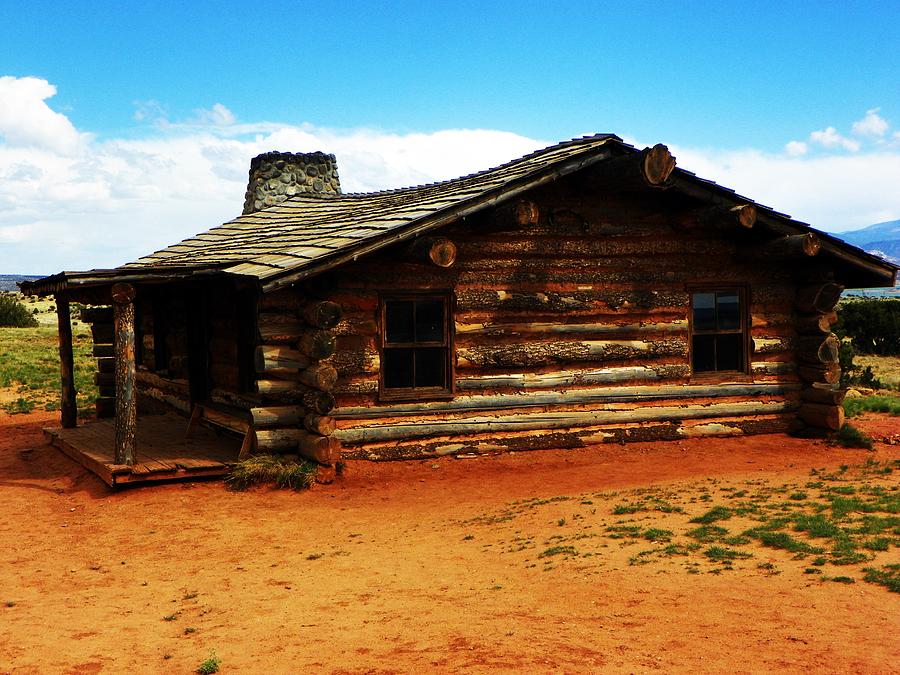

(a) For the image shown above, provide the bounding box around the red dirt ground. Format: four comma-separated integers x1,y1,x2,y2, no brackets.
1,410,898,674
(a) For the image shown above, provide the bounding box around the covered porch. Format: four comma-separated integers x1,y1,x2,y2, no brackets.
44,413,241,486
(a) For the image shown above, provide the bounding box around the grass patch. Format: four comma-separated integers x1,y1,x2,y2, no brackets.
689,506,733,524
792,514,842,539
862,564,900,593
687,525,729,543
703,546,752,563
226,454,317,491
832,423,874,450
0,325,98,414
843,395,900,418
538,545,577,558
642,528,672,542
747,529,824,555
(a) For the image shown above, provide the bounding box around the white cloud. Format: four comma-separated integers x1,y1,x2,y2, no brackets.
785,140,808,157
1,76,899,275
192,103,236,127
852,108,889,137
0,76,88,155
810,126,860,152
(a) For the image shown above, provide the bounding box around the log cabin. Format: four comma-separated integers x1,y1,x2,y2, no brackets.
22,135,898,485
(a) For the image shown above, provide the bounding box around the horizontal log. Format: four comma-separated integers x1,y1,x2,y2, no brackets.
800,384,847,406
795,312,837,335
98,385,116,398
795,283,843,314
80,306,113,323
752,337,794,355
327,348,380,377
456,288,689,313
333,382,799,419
797,364,841,385
95,396,115,418
258,321,305,344
456,364,692,391
797,334,840,365
797,402,844,431
455,319,688,338
255,345,312,372
335,400,797,444
297,329,336,360
255,428,300,452
300,300,343,329
297,364,338,391
201,406,251,434
94,372,115,387
457,338,688,369
341,414,794,460
304,413,336,436
455,236,734,260
250,405,304,428
93,344,115,358
750,361,796,376
255,429,340,465
136,370,190,396
90,323,114,344
405,236,457,267
587,143,675,190
256,381,335,413
743,233,820,259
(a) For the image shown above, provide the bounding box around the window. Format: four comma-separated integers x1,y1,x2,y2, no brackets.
380,295,453,399
690,289,747,374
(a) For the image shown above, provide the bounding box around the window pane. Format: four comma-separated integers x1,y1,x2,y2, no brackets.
717,292,741,330
716,334,743,371
415,348,446,388
692,334,716,372
692,293,716,331
415,299,444,342
383,348,414,388
385,301,414,344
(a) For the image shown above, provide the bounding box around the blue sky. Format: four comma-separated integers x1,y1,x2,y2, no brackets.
1,1,899,273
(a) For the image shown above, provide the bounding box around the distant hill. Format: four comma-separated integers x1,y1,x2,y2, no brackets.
834,219,900,265
0,275,40,292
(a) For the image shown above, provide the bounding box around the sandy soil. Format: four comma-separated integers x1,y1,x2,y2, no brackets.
1,410,898,674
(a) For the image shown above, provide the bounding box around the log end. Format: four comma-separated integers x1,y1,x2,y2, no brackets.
515,200,541,227
111,283,136,304
732,204,757,229
801,232,822,257
642,144,676,186
428,238,458,268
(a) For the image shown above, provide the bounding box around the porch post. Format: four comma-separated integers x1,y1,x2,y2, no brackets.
112,283,136,465
56,294,78,429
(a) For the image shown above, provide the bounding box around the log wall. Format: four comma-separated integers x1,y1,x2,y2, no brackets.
313,184,813,460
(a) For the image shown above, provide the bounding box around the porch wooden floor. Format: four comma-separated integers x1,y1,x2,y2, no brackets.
44,413,241,487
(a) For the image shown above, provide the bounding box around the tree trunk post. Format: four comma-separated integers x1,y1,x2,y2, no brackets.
112,283,136,465
56,294,78,429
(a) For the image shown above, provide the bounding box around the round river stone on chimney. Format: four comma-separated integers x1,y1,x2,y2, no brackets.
242,151,341,214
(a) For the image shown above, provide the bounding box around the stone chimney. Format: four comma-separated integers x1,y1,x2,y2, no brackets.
242,151,341,214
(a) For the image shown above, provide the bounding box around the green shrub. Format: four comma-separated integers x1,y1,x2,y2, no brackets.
226,454,317,491
835,299,900,356
0,293,39,327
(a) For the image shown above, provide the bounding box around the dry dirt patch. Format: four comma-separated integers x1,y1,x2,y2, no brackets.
0,410,898,673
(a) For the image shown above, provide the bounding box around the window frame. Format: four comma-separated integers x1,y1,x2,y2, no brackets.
688,285,750,378
378,291,455,402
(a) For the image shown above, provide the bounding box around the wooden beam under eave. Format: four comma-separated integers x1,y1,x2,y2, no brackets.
112,283,136,465
56,295,78,429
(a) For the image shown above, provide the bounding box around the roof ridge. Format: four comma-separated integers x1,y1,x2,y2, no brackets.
268,133,621,203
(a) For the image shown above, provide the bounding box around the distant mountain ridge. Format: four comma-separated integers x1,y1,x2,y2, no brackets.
0,275,40,292
835,219,900,265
